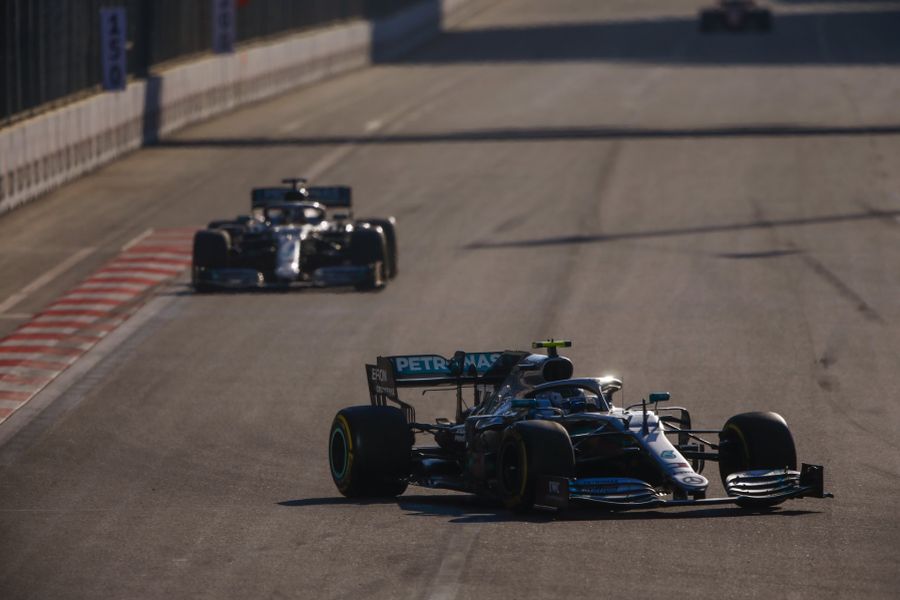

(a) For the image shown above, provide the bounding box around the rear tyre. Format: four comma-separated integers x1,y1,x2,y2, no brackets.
358,218,398,279
329,406,411,498
192,229,230,293
350,225,388,291
718,411,797,487
496,421,575,512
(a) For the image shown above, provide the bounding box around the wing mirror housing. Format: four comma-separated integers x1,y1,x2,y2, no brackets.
649,392,670,403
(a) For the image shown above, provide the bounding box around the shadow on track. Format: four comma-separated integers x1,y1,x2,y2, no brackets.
154,122,900,150
279,494,821,523
465,207,900,251
384,8,900,66
165,284,377,297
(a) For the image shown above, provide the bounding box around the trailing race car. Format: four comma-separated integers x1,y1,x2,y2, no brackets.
328,341,832,511
699,0,772,32
192,178,397,292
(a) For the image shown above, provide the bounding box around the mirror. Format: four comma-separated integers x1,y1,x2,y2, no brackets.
649,392,670,403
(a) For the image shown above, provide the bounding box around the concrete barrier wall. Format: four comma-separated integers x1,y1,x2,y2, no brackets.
0,0,472,214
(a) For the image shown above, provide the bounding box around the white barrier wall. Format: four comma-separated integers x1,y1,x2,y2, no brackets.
0,0,472,214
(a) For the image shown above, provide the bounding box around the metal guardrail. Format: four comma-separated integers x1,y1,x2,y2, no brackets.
0,0,422,125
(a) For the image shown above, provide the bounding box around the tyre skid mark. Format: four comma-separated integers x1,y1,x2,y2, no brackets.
799,254,885,324
0,228,195,426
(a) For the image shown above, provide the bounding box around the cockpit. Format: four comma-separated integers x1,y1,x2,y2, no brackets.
526,380,612,414
264,203,326,226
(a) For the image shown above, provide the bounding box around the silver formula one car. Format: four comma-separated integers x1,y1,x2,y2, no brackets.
328,341,831,511
192,178,397,292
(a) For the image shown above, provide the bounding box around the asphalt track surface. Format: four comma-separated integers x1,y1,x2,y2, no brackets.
2,0,900,597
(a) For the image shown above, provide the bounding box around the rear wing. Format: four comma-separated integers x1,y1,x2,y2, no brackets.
306,186,352,208
251,186,352,210
365,350,528,421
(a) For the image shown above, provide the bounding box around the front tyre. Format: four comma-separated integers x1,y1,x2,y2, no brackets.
192,229,230,293
329,406,411,498
358,218,398,279
718,411,797,487
496,421,574,511
349,225,388,291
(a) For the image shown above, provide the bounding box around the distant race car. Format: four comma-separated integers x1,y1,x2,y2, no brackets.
699,0,772,32
328,341,832,511
192,178,397,291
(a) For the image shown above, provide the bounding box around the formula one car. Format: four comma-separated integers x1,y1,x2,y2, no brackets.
699,0,772,32
192,178,397,292
328,341,831,511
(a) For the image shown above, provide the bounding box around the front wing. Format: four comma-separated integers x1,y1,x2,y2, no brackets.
193,265,375,289
535,464,832,510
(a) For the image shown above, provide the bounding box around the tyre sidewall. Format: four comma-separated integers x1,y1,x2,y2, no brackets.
718,411,797,485
328,406,411,497
358,218,397,278
497,421,574,511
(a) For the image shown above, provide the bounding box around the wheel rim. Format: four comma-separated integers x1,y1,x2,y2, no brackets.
329,426,349,480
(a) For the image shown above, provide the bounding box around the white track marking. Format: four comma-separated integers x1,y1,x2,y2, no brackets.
14,326,105,336
426,526,481,600
305,78,460,180
277,116,313,134
62,292,136,302
0,383,40,394
0,339,92,349
0,366,57,377
33,313,99,321
0,351,76,362
120,252,191,261
48,303,117,312
78,281,147,292
105,261,185,272
0,248,96,315
121,228,154,251
90,271,170,282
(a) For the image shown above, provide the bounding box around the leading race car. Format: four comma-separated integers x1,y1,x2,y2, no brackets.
328,341,832,512
699,0,772,33
192,178,397,292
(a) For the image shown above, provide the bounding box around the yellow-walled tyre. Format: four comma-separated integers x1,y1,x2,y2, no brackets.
496,420,574,512
329,406,411,498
